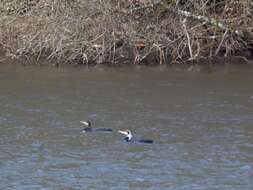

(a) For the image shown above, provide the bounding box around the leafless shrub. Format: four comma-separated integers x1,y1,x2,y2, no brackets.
0,0,252,65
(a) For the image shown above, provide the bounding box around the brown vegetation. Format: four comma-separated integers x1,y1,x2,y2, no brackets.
0,0,252,65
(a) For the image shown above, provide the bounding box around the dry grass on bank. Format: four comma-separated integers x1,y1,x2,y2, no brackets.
0,0,252,65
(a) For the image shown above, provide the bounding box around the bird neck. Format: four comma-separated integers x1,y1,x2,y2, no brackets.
125,137,131,142
125,133,133,141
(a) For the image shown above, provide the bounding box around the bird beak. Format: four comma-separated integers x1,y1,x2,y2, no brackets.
80,121,89,126
118,130,128,135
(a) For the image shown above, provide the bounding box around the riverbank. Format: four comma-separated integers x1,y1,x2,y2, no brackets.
0,0,253,65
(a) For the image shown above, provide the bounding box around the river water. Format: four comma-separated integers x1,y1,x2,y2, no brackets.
0,64,253,189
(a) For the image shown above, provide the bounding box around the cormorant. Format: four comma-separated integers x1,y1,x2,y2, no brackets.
80,121,113,133
118,130,153,144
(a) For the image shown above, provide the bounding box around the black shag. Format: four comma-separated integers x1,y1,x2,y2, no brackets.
80,121,113,133
118,130,153,144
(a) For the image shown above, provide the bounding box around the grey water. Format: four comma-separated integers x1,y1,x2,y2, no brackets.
0,64,253,190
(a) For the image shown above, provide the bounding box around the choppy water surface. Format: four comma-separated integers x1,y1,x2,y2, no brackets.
0,64,253,190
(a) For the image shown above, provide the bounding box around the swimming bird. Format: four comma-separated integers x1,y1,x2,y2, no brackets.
118,130,153,144
80,121,113,133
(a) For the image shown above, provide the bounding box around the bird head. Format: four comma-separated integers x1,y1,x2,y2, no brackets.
80,121,91,127
118,129,133,141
